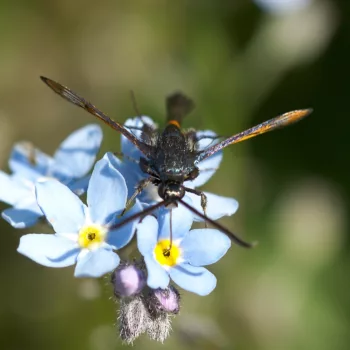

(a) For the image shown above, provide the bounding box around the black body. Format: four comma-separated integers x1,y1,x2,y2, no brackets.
139,123,200,204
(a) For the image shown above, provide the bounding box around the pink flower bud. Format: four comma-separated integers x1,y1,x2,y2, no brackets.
112,264,146,298
147,285,180,315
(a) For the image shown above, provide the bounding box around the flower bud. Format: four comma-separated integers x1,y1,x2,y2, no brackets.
147,285,180,315
111,264,146,298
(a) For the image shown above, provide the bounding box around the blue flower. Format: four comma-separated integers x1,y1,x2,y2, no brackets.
112,116,239,221
0,124,103,228
136,200,231,296
17,152,142,277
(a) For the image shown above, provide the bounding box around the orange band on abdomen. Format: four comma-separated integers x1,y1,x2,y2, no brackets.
168,120,180,128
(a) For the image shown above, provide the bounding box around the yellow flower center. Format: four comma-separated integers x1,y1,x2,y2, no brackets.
154,239,181,267
78,224,106,250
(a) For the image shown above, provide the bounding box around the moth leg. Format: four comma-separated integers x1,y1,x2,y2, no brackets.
121,177,152,216
113,151,139,164
183,187,208,227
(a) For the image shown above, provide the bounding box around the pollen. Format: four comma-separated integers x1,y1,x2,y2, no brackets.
154,239,181,267
78,224,107,250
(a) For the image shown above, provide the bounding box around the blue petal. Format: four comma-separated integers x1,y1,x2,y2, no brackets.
122,116,156,159
188,130,223,188
15,196,42,212
186,191,239,221
136,215,159,256
191,152,222,188
108,147,162,207
0,171,29,205
67,175,90,196
144,256,170,289
9,142,52,180
110,156,156,206
169,263,216,296
108,199,143,249
2,207,41,228
111,155,142,187
196,130,220,151
181,229,231,266
52,124,103,179
74,248,120,277
157,197,194,242
36,180,86,233
17,234,78,267
87,153,127,224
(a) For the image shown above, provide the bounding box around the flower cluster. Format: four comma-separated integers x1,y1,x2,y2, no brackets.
1,117,240,343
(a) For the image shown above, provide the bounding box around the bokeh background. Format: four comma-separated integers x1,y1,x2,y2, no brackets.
0,0,349,349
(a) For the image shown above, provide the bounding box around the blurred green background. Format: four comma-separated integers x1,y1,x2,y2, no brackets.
0,0,349,349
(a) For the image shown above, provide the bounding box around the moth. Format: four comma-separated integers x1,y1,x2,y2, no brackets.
41,76,312,249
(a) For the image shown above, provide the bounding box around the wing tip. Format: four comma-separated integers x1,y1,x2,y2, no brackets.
303,107,313,116
296,108,313,122
40,75,49,83
284,108,313,124
40,76,57,90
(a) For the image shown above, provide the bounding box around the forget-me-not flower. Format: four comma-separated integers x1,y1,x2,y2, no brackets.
136,199,231,296
0,124,102,228
17,152,142,277
113,116,239,221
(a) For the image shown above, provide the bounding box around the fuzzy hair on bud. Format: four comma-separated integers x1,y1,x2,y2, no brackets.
147,313,172,343
118,296,149,344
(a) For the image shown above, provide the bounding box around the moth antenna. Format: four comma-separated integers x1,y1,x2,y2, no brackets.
130,90,142,119
169,209,173,249
179,199,256,248
164,209,173,256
